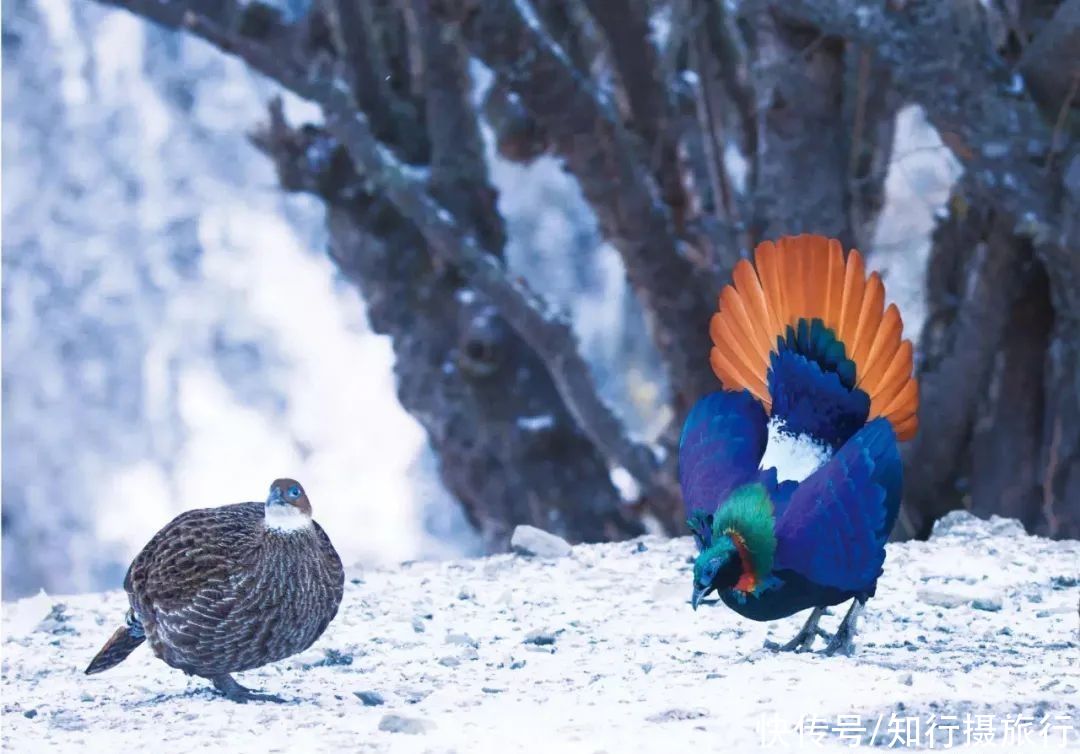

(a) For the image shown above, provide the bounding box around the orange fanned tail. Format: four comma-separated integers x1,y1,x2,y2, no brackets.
708,234,919,440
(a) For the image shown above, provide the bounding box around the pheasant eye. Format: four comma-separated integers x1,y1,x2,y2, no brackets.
287,485,301,500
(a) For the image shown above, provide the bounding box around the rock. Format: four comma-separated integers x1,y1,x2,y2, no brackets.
510,525,571,558
986,515,1027,537
929,511,983,539
523,629,557,646
900,673,914,686
439,656,460,667
354,691,385,707
378,714,433,735
930,511,1027,540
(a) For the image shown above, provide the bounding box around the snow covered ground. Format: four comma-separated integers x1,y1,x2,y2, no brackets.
2,512,1076,753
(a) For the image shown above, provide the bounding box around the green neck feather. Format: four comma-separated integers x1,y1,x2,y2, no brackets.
711,483,777,579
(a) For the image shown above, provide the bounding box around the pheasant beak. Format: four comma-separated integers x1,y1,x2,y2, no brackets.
691,583,714,611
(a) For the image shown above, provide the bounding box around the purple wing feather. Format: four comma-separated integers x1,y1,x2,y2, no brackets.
679,390,768,522
773,418,902,592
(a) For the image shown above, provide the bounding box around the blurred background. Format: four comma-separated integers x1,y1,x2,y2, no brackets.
3,0,1075,599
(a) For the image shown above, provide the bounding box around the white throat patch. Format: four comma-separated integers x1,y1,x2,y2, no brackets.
759,416,832,483
264,504,313,533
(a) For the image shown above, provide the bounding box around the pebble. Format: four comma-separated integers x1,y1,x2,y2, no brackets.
510,525,571,558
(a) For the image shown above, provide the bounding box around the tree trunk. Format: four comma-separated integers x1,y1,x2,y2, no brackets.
903,187,1080,539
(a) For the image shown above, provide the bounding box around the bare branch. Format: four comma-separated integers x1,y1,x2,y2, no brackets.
689,4,737,229
405,0,506,253
582,0,689,228
699,0,758,183
845,47,901,252
321,107,663,490
437,0,718,411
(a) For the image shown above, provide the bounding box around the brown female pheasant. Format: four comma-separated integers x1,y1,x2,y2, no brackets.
85,479,344,702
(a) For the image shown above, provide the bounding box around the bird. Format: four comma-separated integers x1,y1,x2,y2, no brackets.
85,478,344,702
679,234,918,655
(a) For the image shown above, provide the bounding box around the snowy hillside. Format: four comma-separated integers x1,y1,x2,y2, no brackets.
1,0,454,596
2,512,1076,753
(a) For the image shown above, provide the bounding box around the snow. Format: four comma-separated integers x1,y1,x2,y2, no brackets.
516,414,555,432
870,106,963,340
609,466,642,502
3,513,1077,752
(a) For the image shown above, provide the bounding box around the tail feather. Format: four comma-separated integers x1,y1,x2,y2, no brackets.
85,611,145,675
708,234,919,441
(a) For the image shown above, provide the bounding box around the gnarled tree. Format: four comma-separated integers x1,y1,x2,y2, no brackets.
94,0,1080,543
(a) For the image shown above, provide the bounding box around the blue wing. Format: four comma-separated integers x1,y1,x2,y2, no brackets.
773,418,902,592
679,390,768,541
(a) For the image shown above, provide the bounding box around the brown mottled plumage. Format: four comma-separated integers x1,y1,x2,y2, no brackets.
85,479,344,703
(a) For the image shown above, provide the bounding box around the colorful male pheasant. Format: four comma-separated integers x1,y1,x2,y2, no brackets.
680,234,918,655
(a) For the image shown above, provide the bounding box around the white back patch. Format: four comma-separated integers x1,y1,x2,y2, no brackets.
264,504,313,533
759,417,832,483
